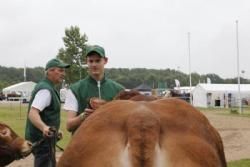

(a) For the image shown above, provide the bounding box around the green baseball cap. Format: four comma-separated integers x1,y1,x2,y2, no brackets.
86,45,105,57
45,58,70,70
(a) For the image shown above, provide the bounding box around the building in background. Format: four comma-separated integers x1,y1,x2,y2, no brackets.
2,81,36,102
192,83,250,108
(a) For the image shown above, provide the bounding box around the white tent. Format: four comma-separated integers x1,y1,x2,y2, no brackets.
174,86,195,94
60,88,68,103
192,83,250,108
2,81,36,101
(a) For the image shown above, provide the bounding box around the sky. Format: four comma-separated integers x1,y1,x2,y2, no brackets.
1,0,250,79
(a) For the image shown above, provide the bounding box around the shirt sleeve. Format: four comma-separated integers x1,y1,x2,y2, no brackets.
31,89,51,112
63,89,78,112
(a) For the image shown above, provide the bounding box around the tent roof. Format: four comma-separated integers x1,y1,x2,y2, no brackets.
195,83,250,92
2,81,36,92
134,83,152,91
174,86,195,93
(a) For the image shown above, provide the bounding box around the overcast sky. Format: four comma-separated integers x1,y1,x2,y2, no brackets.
1,0,250,79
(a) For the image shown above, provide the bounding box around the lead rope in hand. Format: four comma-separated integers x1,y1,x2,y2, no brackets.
48,127,57,167
31,128,64,167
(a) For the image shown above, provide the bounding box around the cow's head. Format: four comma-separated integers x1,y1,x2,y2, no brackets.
89,97,107,110
114,90,158,101
114,89,141,100
88,90,158,112
0,122,32,166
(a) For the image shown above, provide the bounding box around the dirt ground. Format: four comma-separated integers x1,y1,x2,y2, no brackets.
7,111,250,166
203,112,250,161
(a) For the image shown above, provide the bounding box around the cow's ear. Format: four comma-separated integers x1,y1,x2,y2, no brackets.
0,128,10,137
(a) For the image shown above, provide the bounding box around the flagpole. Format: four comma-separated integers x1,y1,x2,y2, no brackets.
188,32,192,105
236,20,242,114
24,62,26,82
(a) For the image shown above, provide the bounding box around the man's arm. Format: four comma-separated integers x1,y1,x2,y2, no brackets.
66,108,95,132
28,89,52,137
66,111,83,132
64,89,86,132
28,107,51,137
64,89,96,132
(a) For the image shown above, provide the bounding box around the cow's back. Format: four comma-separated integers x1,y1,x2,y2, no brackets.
150,98,226,167
58,98,226,167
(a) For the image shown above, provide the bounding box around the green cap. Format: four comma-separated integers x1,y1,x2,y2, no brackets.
45,58,70,70
86,45,105,57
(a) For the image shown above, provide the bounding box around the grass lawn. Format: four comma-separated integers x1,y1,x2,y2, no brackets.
199,106,250,116
228,159,250,167
0,102,71,149
1,102,250,166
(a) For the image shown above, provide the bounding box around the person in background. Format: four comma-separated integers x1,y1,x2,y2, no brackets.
64,45,124,133
25,58,70,167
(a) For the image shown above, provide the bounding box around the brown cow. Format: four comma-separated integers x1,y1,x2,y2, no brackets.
0,122,32,166
58,97,226,167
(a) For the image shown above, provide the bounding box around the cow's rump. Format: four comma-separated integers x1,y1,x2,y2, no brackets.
58,98,226,167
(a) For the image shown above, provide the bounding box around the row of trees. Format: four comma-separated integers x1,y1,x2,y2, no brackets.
0,66,44,90
1,25,249,90
1,65,249,91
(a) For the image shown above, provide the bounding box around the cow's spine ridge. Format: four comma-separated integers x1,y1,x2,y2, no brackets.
126,106,160,167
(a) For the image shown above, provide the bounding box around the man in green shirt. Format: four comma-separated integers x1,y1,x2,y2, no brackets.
25,58,70,167
64,45,124,133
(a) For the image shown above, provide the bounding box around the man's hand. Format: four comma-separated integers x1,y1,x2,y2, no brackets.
42,126,52,137
84,108,95,117
89,98,107,109
57,129,63,140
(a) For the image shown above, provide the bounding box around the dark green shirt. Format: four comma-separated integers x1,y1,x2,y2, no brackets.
25,78,61,142
70,75,124,114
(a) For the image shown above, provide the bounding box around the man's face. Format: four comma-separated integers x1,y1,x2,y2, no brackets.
47,67,66,84
87,53,107,77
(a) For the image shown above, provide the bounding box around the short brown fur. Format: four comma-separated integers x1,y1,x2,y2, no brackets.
58,97,226,167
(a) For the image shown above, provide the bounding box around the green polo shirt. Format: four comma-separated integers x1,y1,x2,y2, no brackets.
25,78,61,142
70,75,124,114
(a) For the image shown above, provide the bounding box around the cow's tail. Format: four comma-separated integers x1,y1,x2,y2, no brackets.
126,107,160,167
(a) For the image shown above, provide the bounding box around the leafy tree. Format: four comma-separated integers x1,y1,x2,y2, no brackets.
0,66,44,90
204,73,224,83
191,72,201,85
57,26,88,84
26,67,44,82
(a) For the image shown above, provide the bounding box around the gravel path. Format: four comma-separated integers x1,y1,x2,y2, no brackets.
203,112,250,161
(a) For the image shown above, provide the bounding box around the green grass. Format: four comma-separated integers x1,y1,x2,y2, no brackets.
0,102,71,150
199,106,250,117
1,102,250,166
228,159,250,167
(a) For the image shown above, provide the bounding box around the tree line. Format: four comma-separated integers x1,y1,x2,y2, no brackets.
0,65,249,91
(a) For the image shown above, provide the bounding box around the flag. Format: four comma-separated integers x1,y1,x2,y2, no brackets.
24,64,26,82
174,79,180,87
207,77,211,84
